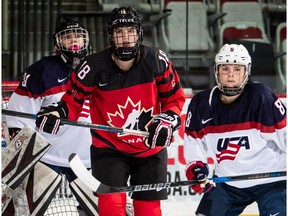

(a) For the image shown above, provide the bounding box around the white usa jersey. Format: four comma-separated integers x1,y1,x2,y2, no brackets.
184,83,286,188
6,56,92,168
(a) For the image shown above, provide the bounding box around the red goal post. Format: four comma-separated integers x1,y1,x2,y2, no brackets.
2,81,19,109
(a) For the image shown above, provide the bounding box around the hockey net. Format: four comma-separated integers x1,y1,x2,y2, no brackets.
1,81,80,216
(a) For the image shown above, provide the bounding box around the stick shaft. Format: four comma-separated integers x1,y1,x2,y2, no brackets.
96,171,286,193
69,153,286,194
2,109,149,137
212,171,286,183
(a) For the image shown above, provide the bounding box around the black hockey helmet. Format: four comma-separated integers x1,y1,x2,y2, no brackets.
107,7,143,61
53,18,91,65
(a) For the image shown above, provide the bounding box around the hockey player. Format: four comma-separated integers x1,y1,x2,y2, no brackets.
184,44,286,215
35,6,185,216
6,18,93,214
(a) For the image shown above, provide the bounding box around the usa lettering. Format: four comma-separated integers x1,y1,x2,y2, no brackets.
217,136,250,151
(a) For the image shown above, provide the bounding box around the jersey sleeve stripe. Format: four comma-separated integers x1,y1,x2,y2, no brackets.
187,121,286,139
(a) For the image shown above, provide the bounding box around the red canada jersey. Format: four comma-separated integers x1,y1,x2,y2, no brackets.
61,45,185,157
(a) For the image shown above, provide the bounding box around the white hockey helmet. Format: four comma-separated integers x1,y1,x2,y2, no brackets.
214,44,251,96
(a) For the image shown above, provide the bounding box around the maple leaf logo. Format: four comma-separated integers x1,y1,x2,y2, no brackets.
107,97,153,136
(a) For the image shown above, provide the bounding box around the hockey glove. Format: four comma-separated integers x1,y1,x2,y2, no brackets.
36,102,68,134
186,161,215,194
145,110,181,148
8,128,21,139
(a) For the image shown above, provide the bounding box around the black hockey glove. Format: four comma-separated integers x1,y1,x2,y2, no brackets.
145,110,181,148
36,102,68,134
8,128,21,139
186,161,215,194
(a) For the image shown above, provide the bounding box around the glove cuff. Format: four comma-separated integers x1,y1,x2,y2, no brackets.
8,128,21,139
57,101,68,118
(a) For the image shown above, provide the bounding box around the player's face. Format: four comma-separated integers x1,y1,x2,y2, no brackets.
60,31,85,51
218,64,246,87
112,26,139,48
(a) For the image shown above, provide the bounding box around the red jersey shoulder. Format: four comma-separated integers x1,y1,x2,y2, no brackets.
140,46,171,76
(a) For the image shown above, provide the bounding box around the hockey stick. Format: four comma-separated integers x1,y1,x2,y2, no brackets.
69,155,134,216
2,109,149,137
69,153,101,192
96,171,286,194
69,153,286,194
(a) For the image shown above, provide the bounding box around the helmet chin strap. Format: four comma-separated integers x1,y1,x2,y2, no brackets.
72,58,80,69
59,53,74,68
113,47,138,61
60,54,68,64
221,86,244,96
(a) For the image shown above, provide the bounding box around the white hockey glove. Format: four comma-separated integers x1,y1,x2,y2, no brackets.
36,102,68,134
145,110,181,148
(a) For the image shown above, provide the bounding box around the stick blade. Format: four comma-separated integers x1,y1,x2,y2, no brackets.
70,178,99,216
69,153,100,192
96,183,121,194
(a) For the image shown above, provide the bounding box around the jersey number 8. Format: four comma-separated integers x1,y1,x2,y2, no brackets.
78,62,90,80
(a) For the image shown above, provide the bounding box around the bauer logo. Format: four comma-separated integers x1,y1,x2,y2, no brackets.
134,183,171,192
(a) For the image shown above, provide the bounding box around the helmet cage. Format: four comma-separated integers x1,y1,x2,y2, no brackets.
214,44,251,96
55,27,90,61
215,64,250,96
108,7,143,61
